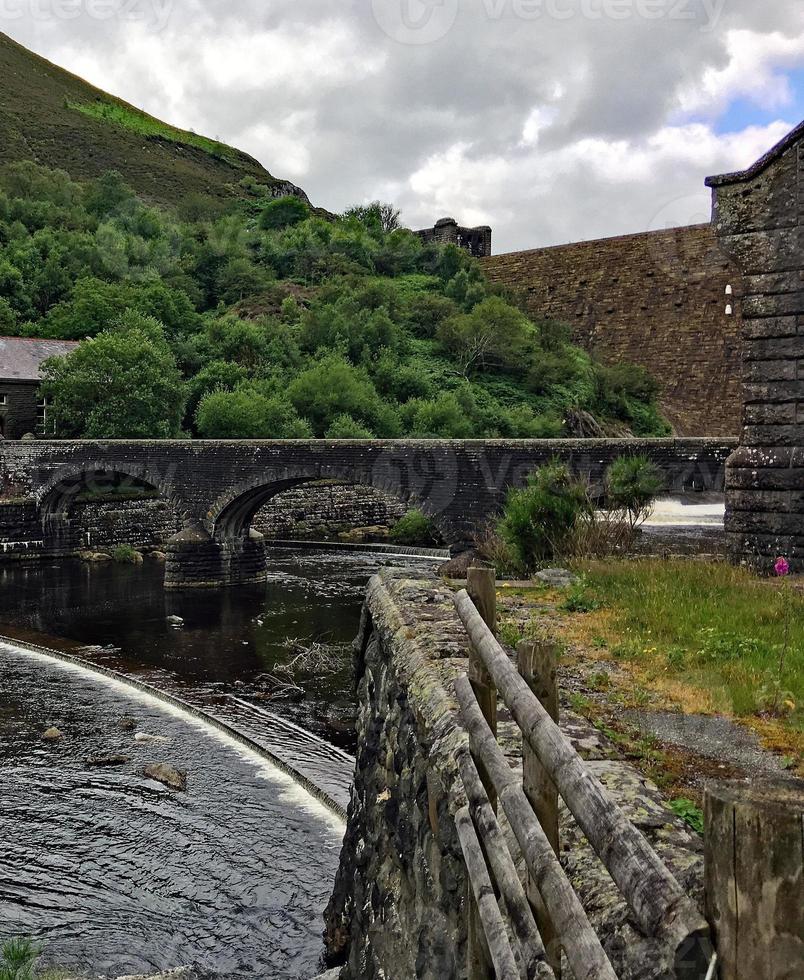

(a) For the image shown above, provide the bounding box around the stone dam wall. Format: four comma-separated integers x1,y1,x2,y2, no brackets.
483,224,743,438
324,569,707,980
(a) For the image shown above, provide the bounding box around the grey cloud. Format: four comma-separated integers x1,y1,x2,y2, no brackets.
3,0,802,251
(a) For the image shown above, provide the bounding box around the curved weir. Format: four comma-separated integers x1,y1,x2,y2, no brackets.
0,639,346,979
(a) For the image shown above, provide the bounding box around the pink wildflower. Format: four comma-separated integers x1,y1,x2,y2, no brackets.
774,556,790,577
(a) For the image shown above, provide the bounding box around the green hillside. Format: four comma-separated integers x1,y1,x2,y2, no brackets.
0,31,309,213
0,34,668,444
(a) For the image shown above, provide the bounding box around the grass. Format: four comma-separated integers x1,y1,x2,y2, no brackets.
563,560,803,764
111,544,141,564
67,99,239,163
0,31,286,212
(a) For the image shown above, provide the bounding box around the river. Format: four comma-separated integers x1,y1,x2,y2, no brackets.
0,547,437,978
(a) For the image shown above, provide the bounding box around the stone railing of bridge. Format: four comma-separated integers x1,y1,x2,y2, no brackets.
0,438,735,588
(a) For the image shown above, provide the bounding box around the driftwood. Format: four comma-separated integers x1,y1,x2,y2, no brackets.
454,589,711,977
456,804,520,980
456,674,618,980
458,750,556,980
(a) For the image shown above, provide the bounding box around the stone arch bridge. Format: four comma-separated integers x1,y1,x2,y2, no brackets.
0,438,734,588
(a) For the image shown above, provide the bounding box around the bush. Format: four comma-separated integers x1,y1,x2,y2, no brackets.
112,544,140,564
258,195,309,230
1,938,38,980
390,509,440,547
497,461,590,572
195,388,312,439
604,455,663,528
325,414,375,439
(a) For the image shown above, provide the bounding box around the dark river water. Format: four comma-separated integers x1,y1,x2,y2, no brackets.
0,547,438,978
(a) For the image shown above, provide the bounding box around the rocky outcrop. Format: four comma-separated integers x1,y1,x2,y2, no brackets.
142,763,187,792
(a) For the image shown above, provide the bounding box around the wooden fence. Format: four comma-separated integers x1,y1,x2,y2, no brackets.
451,567,803,980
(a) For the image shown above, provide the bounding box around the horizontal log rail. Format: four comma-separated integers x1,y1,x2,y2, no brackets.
457,750,555,980
456,804,520,980
457,679,617,980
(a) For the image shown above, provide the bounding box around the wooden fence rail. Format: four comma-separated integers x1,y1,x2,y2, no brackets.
452,567,715,980
450,567,803,980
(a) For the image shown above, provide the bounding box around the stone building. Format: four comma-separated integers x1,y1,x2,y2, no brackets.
415,217,493,258
0,337,79,439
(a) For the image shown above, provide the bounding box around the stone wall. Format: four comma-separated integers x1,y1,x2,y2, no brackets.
0,380,42,440
708,120,804,571
254,482,407,540
482,224,743,437
325,570,708,979
324,570,472,979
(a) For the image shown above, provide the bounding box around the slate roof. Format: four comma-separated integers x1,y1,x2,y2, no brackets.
0,337,80,381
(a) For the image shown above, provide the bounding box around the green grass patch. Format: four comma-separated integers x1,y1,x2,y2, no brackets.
67,99,240,163
577,560,803,726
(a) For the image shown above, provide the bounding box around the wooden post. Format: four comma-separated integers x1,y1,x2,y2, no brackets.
466,565,497,737
466,565,498,980
519,639,561,979
705,779,804,980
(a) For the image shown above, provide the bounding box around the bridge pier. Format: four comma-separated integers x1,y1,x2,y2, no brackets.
41,513,80,556
164,524,268,590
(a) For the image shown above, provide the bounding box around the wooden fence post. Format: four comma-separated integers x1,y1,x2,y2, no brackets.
466,565,498,980
704,779,804,980
466,565,497,737
518,639,561,980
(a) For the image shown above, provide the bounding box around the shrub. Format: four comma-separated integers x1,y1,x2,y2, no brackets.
258,195,309,230
1,937,39,980
390,509,439,547
604,455,663,528
497,461,590,571
195,388,312,439
112,544,140,564
325,414,375,439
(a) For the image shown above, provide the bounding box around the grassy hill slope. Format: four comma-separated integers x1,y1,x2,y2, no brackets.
0,31,309,213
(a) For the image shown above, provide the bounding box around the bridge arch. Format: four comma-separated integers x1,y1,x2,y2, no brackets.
208,466,458,546
36,462,190,522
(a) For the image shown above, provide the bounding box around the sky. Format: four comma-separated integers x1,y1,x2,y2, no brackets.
3,1,803,253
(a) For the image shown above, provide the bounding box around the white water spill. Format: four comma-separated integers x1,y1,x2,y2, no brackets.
642,494,725,527
0,640,345,978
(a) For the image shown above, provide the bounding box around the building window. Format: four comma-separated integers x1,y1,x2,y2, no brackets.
0,394,6,405
37,396,55,435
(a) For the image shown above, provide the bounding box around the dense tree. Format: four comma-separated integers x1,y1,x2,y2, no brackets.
41,314,186,438
0,161,670,441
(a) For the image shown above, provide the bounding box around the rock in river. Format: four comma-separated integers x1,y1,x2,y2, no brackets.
42,727,63,741
142,763,187,792
86,754,131,768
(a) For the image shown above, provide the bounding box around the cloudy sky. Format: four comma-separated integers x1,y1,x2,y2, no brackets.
4,0,803,252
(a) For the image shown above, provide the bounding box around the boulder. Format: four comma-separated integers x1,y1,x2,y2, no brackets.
77,550,113,563
42,727,63,741
119,716,137,731
149,551,167,563
534,567,578,588
142,763,187,792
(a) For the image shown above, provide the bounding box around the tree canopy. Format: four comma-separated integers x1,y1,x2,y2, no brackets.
0,161,669,441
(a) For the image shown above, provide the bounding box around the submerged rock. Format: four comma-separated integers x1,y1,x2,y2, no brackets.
142,763,187,792
166,615,184,628
119,716,137,731
134,732,168,744
76,550,113,563
86,754,131,768
42,727,63,741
